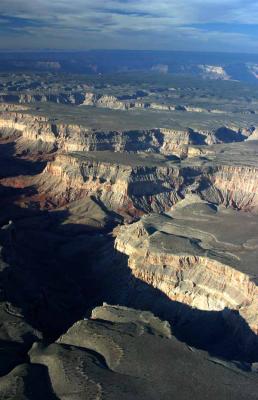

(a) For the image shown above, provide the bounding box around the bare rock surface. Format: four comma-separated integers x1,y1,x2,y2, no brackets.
91,304,172,338
0,74,258,398
115,196,258,349
27,304,258,400
37,151,182,213
0,102,254,159
37,141,258,215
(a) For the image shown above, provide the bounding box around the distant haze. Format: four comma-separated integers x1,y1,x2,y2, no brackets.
1,1,258,53
1,50,258,83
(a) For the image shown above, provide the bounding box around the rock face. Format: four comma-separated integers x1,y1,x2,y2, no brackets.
115,196,258,356
37,141,258,214
82,92,131,110
0,92,85,105
0,90,239,113
2,113,258,215
1,71,258,399
198,65,230,80
0,106,251,159
39,152,182,212
197,142,258,211
203,164,258,210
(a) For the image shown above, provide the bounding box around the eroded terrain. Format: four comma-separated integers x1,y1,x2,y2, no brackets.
0,73,258,399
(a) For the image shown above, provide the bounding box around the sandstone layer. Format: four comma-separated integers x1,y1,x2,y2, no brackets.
35,140,258,215
0,105,253,159
0,73,258,399
115,196,258,356
39,152,182,212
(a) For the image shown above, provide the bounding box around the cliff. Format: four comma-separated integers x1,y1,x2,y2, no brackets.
0,107,251,159
197,141,258,211
115,197,258,354
0,92,85,105
39,152,182,212
36,141,258,214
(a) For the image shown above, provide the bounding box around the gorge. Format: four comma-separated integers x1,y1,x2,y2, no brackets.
0,72,257,399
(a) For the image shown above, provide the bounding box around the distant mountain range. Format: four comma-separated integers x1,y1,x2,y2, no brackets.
2,50,258,82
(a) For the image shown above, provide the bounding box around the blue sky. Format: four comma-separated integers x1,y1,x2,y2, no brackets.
0,0,258,52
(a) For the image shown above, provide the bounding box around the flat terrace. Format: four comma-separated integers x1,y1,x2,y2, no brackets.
70,151,178,167
70,141,258,169
20,102,258,132
188,141,258,169
143,199,258,279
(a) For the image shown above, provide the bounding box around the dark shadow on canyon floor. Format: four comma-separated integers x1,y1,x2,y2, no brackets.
0,141,47,178
0,191,257,366
0,151,257,372
90,246,258,364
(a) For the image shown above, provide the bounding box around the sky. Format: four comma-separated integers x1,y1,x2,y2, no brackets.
1,0,258,53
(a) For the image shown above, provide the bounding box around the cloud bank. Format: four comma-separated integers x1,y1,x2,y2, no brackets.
0,0,258,52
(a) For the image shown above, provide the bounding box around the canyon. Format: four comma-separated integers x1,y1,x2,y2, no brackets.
115,197,258,356
0,70,258,399
2,50,258,83
0,105,255,158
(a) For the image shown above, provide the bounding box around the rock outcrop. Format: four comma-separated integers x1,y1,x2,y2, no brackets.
39,152,182,212
197,141,258,211
36,141,258,214
0,106,251,160
24,305,258,400
115,197,258,356
1,72,258,399
198,65,230,80
0,92,85,105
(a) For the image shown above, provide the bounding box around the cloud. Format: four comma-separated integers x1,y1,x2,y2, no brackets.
0,0,258,51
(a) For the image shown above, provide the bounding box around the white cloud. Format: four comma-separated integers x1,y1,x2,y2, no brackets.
0,0,258,51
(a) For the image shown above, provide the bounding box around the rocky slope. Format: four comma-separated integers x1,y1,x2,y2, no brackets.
34,140,258,215
115,197,258,357
1,304,257,400
38,152,182,213
0,107,250,159
2,126,257,216
0,72,258,399
0,92,85,105
0,91,234,112
82,91,217,112
1,89,255,116
196,142,258,211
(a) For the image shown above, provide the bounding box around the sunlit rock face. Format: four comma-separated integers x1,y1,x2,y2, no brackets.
0,71,258,399
0,105,251,160
0,92,85,105
115,196,258,353
198,65,231,80
39,152,183,212
36,140,258,216
2,110,257,216
203,164,258,210
195,141,258,211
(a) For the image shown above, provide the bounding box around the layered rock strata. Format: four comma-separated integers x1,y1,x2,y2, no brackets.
115,197,258,354
0,92,85,105
39,152,183,212
196,141,258,211
0,90,237,114
0,106,251,158
37,140,258,214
